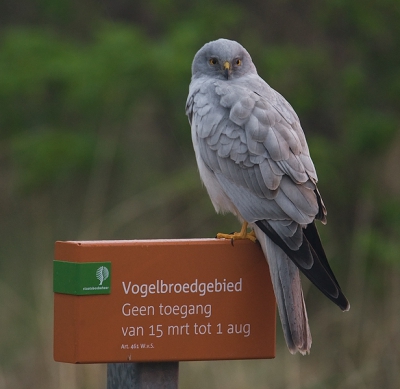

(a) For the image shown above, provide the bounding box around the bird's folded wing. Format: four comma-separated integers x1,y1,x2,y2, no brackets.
188,78,324,249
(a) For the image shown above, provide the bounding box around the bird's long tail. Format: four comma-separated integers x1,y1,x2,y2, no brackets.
254,225,312,355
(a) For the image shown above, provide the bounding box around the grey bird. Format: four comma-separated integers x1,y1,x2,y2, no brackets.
186,38,350,355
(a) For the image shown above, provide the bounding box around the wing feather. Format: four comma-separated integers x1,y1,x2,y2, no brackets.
190,78,321,242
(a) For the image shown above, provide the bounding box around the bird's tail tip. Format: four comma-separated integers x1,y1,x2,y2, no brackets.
290,347,311,356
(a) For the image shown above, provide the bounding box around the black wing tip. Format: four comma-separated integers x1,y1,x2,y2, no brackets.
311,279,350,311
256,219,350,311
341,300,351,312
331,291,350,311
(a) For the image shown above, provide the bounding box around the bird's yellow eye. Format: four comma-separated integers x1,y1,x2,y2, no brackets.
236,59,242,66
209,58,218,65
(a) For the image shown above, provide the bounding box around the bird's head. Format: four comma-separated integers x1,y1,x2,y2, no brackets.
191,38,257,81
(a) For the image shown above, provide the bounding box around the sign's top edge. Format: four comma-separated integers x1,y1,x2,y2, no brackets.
55,238,240,246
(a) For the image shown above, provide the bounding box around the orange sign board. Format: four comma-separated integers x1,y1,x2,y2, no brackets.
54,239,276,363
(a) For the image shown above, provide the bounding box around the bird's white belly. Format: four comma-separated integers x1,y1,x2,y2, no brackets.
192,130,242,219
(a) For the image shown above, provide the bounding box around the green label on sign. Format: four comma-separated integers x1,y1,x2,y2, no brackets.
53,261,111,295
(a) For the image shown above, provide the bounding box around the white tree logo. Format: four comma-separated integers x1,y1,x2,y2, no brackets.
96,266,109,286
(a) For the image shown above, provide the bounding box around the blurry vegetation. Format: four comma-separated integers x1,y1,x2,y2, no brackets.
0,0,399,388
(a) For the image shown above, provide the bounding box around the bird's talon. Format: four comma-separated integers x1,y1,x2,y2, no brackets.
216,222,257,243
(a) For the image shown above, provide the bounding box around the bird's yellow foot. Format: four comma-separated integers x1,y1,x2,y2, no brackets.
216,221,257,243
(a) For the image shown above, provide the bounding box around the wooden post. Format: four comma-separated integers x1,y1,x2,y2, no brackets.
107,362,179,389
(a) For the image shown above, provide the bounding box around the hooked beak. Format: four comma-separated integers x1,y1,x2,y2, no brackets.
223,61,231,79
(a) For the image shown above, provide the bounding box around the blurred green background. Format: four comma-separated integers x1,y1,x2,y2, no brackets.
1,0,400,388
